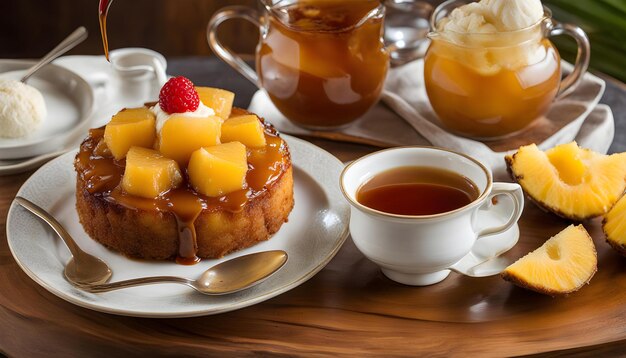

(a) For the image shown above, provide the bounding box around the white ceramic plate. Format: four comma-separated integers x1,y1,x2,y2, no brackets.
6,135,349,318
0,148,72,175
0,60,94,160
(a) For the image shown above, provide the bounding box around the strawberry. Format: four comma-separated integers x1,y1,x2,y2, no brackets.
158,76,200,114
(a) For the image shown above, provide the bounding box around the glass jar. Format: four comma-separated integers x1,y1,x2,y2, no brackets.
424,0,590,139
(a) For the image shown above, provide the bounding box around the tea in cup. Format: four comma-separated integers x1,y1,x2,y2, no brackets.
208,0,430,129
340,147,524,286
424,0,590,139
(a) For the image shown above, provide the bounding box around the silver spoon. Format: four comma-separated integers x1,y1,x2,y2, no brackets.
19,26,88,83
14,196,112,285
78,250,288,295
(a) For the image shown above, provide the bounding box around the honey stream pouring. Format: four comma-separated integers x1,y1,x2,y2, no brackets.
99,0,113,61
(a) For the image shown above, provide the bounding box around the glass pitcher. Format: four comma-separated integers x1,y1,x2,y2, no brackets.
424,0,590,139
208,0,431,129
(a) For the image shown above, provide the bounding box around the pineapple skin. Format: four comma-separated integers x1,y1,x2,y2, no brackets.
501,264,597,297
602,197,626,257
505,154,591,221
605,233,626,256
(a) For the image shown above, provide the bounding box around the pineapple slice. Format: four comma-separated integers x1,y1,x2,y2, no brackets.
122,147,182,199
501,225,597,296
221,115,267,148
188,142,248,197
195,87,235,119
158,115,221,165
603,194,626,256
104,108,156,160
506,142,626,220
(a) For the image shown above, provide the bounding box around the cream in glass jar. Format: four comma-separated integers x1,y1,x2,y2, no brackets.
424,0,590,139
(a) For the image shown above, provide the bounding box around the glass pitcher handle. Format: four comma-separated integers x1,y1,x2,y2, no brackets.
547,20,591,99
207,6,261,88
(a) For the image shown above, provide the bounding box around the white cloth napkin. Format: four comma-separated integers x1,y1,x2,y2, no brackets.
249,60,612,180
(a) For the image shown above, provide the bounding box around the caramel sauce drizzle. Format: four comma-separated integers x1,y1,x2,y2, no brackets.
98,0,112,61
75,111,289,264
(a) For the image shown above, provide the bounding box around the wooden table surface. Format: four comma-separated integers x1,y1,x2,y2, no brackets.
1,58,625,357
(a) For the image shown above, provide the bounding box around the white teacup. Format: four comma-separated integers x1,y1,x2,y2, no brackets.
340,147,524,286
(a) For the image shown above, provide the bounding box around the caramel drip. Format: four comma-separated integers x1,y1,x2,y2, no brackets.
98,0,112,61
75,116,289,264
167,191,203,265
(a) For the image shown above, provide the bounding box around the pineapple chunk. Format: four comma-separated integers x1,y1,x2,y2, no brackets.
603,194,626,256
104,108,156,160
158,115,221,165
188,142,248,197
501,225,597,296
122,147,182,199
221,115,267,148
195,87,235,119
506,142,626,220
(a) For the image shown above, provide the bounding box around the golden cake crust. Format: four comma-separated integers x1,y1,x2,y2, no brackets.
75,164,293,260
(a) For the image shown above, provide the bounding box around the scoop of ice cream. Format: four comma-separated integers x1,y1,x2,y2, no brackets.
482,0,544,31
439,0,544,33
0,79,46,138
439,3,497,33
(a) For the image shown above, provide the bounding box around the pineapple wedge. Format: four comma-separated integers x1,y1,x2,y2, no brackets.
104,108,156,160
195,87,235,119
501,225,597,296
188,142,248,197
506,142,626,220
221,115,267,148
122,147,182,199
158,115,221,165
603,194,626,256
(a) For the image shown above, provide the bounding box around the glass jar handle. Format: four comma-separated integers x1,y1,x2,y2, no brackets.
547,20,591,99
207,6,261,88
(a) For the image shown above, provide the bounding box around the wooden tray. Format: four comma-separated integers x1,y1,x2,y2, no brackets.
1,143,625,356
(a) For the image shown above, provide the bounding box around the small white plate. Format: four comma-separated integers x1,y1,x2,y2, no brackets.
0,148,72,175
6,135,349,318
0,60,94,160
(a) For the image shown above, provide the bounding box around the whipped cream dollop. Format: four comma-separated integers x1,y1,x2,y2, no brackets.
439,0,544,33
0,79,46,138
151,101,216,134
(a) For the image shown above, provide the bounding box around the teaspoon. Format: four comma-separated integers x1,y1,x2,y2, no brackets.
19,27,88,83
14,196,112,285
78,250,288,295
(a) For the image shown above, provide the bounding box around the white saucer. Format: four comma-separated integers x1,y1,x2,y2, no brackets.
449,195,520,277
6,135,350,318
0,60,94,160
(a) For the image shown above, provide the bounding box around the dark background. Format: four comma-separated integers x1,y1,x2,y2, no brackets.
0,0,624,83
0,0,260,58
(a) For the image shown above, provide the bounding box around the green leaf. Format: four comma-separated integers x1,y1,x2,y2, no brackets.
544,0,626,82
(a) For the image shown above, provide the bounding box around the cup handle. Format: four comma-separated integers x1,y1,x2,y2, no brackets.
448,183,524,277
473,182,524,241
546,19,591,99
207,6,261,88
